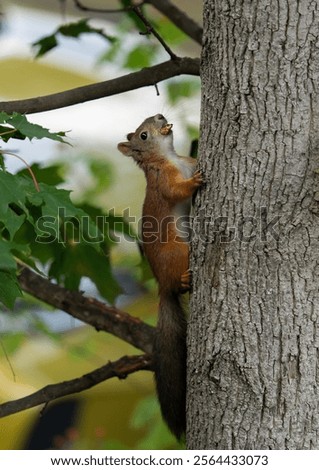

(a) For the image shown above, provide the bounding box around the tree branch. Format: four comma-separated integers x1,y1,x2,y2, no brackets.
73,0,202,45
0,57,199,115
146,0,203,45
18,267,155,354
133,5,177,60
73,0,145,14
0,354,152,418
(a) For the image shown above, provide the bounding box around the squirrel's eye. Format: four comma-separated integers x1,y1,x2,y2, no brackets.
140,131,148,141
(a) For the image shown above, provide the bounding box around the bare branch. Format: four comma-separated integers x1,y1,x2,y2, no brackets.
73,0,202,45
133,5,177,60
146,0,202,45
73,0,144,14
18,267,155,354
0,57,199,115
0,354,152,418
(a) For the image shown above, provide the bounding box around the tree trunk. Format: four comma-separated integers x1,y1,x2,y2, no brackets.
188,0,319,449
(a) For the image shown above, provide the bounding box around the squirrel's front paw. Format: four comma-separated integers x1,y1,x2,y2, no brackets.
192,170,203,188
180,269,191,293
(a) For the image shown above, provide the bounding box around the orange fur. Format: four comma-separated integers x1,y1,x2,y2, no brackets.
118,114,202,439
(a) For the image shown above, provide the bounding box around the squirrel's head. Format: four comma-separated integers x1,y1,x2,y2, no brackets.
117,114,175,163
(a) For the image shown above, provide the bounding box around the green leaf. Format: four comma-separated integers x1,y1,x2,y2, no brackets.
8,113,67,143
16,163,65,186
79,204,137,243
0,238,17,271
31,183,103,246
1,208,25,240
32,183,120,301
0,168,121,303
0,112,11,123
0,112,67,144
0,170,28,219
0,172,45,257
49,242,121,302
59,19,115,42
124,44,157,70
0,125,25,142
0,271,22,309
33,34,58,58
33,19,115,58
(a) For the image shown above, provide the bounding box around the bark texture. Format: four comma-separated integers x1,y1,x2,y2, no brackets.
188,0,319,449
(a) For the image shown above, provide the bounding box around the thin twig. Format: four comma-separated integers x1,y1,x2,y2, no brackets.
0,354,152,418
0,150,40,192
73,0,144,14
145,0,203,45
133,5,177,60
0,129,16,137
73,0,179,59
0,339,16,382
73,0,202,45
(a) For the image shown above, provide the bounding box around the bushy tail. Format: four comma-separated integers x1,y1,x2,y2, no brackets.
154,292,186,440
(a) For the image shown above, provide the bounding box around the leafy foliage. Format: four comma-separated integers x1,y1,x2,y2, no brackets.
33,19,115,58
0,165,128,308
17,162,66,186
0,271,22,310
0,112,67,143
0,110,140,308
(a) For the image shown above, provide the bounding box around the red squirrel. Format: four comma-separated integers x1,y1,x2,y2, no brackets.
118,114,202,439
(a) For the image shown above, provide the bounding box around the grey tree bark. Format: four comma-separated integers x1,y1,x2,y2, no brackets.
188,0,319,449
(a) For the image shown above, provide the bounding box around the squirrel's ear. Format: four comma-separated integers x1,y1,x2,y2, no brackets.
117,141,132,156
